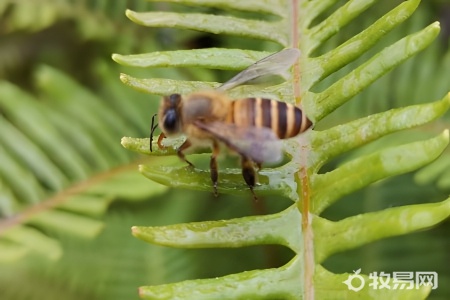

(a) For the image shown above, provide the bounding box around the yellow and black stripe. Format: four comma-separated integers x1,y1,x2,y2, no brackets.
228,97,312,139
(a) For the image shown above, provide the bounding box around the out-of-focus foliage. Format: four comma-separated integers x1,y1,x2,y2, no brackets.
0,0,449,299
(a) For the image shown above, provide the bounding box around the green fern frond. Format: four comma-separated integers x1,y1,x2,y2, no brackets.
0,0,154,34
413,49,450,189
0,193,206,300
0,65,167,262
0,0,160,80
116,0,450,299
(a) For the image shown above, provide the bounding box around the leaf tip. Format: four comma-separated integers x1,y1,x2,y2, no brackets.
138,164,149,174
120,136,128,146
132,226,155,243
430,21,441,29
138,287,146,298
426,21,441,36
131,226,140,236
119,73,129,84
139,286,156,299
125,9,135,19
111,53,121,63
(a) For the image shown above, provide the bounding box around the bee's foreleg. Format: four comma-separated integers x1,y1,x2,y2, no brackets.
177,139,194,167
241,157,258,201
210,140,220,197
157,133,167,149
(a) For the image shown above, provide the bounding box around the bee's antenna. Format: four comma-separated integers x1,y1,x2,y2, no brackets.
149,113,158,152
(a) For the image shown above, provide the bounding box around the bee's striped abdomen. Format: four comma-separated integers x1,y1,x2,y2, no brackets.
228,98,312,139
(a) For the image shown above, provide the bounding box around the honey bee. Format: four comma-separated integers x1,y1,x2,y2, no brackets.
150,49,313,199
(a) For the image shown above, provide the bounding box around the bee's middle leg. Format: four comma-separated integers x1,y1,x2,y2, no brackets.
177,140,194,167
241,157,258,201
210,140,220,197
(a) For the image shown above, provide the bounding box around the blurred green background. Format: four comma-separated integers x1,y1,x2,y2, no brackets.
0,1,449,299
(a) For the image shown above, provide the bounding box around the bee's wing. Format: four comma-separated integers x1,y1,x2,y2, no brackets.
194,121,283,164
217,48,300,92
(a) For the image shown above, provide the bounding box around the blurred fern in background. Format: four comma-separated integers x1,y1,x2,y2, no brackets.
0,0,449,299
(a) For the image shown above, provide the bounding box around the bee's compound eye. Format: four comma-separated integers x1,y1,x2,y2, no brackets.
163,109,178,132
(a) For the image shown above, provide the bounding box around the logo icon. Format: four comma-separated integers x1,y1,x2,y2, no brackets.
343,268,365,292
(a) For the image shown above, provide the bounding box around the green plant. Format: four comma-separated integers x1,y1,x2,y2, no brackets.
116,0,450,299
1,1,449,299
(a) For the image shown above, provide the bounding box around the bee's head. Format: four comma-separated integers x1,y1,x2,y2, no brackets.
159,93,183,136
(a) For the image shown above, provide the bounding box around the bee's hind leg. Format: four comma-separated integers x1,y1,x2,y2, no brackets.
177,139,195,167
241,157,258,201
256,162,262,171
210,140,220,197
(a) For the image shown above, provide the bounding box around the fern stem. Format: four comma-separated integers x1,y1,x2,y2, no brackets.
0,163,138,236
295,1,314,298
